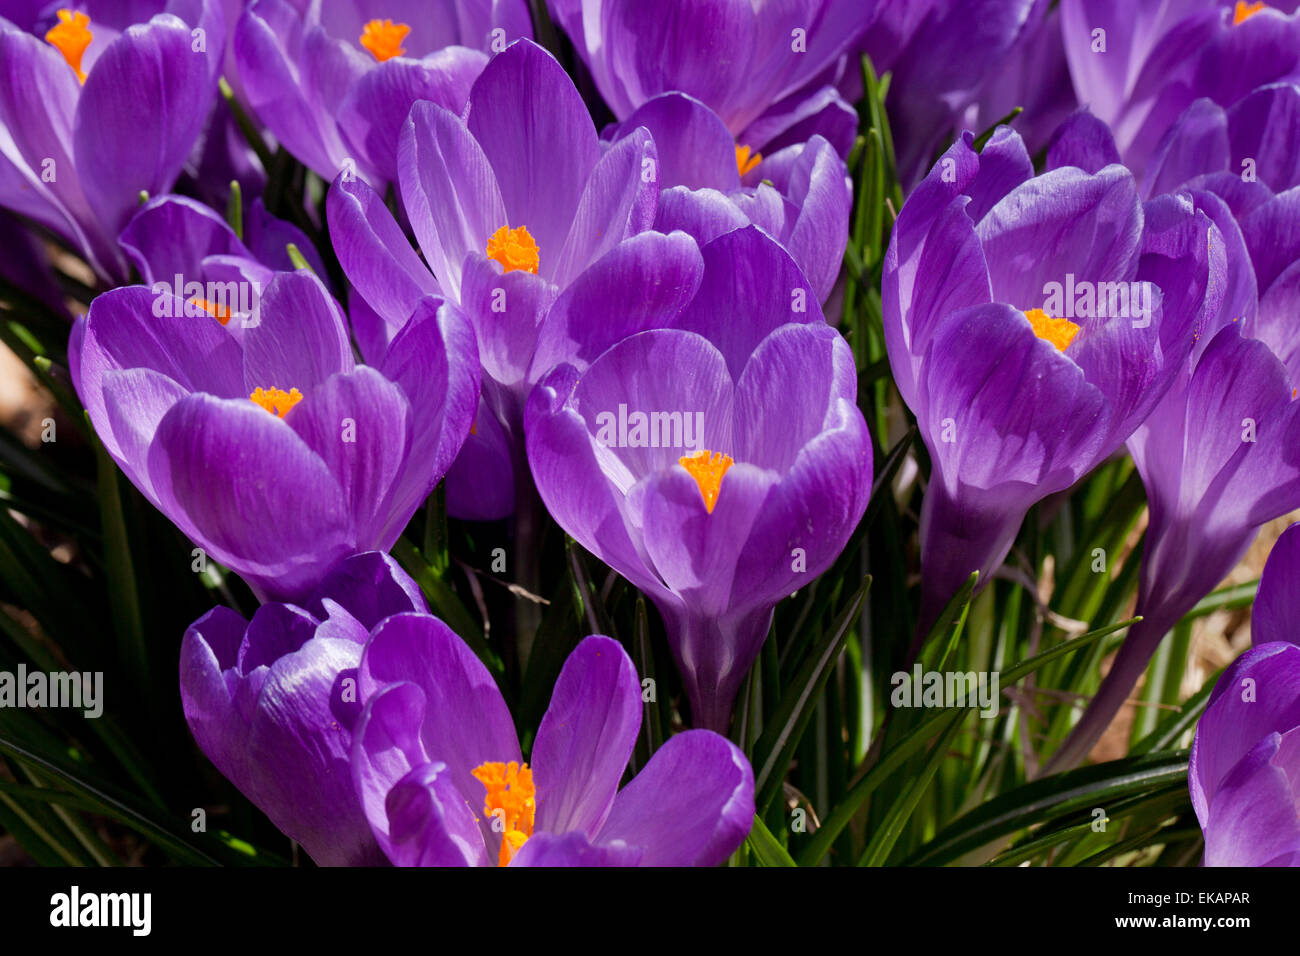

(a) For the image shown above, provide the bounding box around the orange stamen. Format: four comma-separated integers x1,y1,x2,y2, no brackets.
1233,2,1266,24
679,449,734,514
189,297,232,326
485,225,540,274
249,386,303,418
45,9,92,84
1024,308,1081,352
359,18,411,61
472,761,535,867
735,144,762,177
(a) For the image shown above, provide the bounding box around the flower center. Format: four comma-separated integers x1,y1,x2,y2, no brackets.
359,18,411,61
472,761,535,867
189,297,232,326
735,144,762,177
45,9,92,84
486,225,540,274
1233,1,1266,24
1024,308,1080,352
679,449,734,514
249,386,303,418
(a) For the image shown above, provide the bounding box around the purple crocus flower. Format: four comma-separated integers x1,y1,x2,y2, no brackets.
235,0,531,185
1190,641,1300,866
70,269,479,602
857,0,1068,189
1060,0,1300,177
328,38,698,518
957,0,1076,161
1255,523,1300,647
1041,105,1300,771
1046,323,1300,771
1190,525,1300,866
1144,83,1300,198
883,127,1221,637
181,550,427,866
119,193,326,336
547,0,873,162
526,317,872,732
352,619,754,866
0,0,225,280
606,91,851,302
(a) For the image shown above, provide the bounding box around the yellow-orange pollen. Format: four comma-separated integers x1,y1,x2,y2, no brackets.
249,386,303,418
189,297,232,326
359,18,411,61
679,449,734,514
472,761,535,867
1234,1,1267,24
1024,308,1080,352
735,144,762,177
485,225,540,274
45,9,92,84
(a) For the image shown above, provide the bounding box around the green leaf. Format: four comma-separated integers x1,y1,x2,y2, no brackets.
0,736,282,866
1130,666,1221,756
795,617,1139,866
94,436,149,703
745,814,797,867
857,709,964,865
905,751,1188,866
751,575,869,813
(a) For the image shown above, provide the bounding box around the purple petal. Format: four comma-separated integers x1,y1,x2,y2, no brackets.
397,100,505,299
524,364,678,605
327,171,439,329
1190,640,1300,826
511,831,642,867
74,13,217,237
98,367,189,501
761,135,852,302
287,367,413,549
308,550,427,630
339,46,487,183
375,759,485,866
570,329,735,488
119,194,250,286
533,636,641,838
595,730,754,867
654,186,750,246
444,395,516,522
1227,82,1300,193
673,226,824,380
1201,729,1300,867
458,253,556,389
242,271,355,395
530,230,704,381
1142,98,1228,197
358,613,519,809
243,198,327,276
1046,109,1123,177
976,164,1143,310
464,40,600,268
551,126,658,288
147,393,354,601
1255,525,1300,648
612,92,740,191
378,296,481,522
